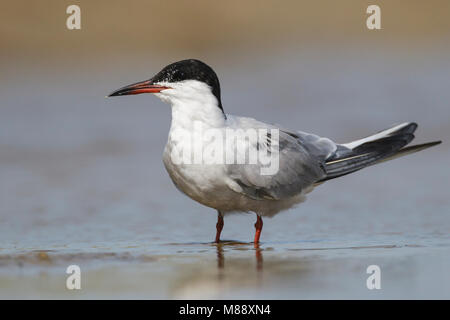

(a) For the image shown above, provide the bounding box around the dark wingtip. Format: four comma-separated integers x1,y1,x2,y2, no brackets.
409,122,418,132
397,140,442,154
401,122,418,134
418,140,442,147
427,140,442,146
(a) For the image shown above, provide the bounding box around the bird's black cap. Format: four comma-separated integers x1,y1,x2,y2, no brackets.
151,59,224,113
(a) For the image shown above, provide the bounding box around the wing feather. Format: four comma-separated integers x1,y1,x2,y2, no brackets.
224,116,333,200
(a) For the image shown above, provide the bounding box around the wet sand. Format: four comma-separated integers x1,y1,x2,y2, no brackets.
1,239,449,299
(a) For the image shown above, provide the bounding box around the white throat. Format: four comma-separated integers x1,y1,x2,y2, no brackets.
155,80,226,130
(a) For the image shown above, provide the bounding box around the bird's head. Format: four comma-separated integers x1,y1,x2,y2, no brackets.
108,59,224,113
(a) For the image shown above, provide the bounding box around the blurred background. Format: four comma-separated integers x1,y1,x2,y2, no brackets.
0,0,449,299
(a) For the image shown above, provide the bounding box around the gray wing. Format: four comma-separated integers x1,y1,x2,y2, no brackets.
225,116,337,200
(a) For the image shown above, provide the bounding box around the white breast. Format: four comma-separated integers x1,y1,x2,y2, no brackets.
162,126,233,207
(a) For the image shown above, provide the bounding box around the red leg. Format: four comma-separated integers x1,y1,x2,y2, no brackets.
215,211,224,243
254,215,263,245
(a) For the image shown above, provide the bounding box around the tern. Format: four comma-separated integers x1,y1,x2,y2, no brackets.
108,59,441,245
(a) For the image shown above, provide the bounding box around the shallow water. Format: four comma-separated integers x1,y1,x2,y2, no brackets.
1,49,449,299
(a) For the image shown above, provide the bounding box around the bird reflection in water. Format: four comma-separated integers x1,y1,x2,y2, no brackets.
215,242,264,273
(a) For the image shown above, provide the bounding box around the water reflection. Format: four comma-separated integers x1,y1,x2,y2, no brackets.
255,244,263,271
215,242,263,271
170,241,268,298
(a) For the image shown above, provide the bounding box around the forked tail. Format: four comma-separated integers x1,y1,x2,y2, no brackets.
319,122,441,182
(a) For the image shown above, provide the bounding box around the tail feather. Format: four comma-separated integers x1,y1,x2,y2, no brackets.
319,122,441,182
376,140,441,164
